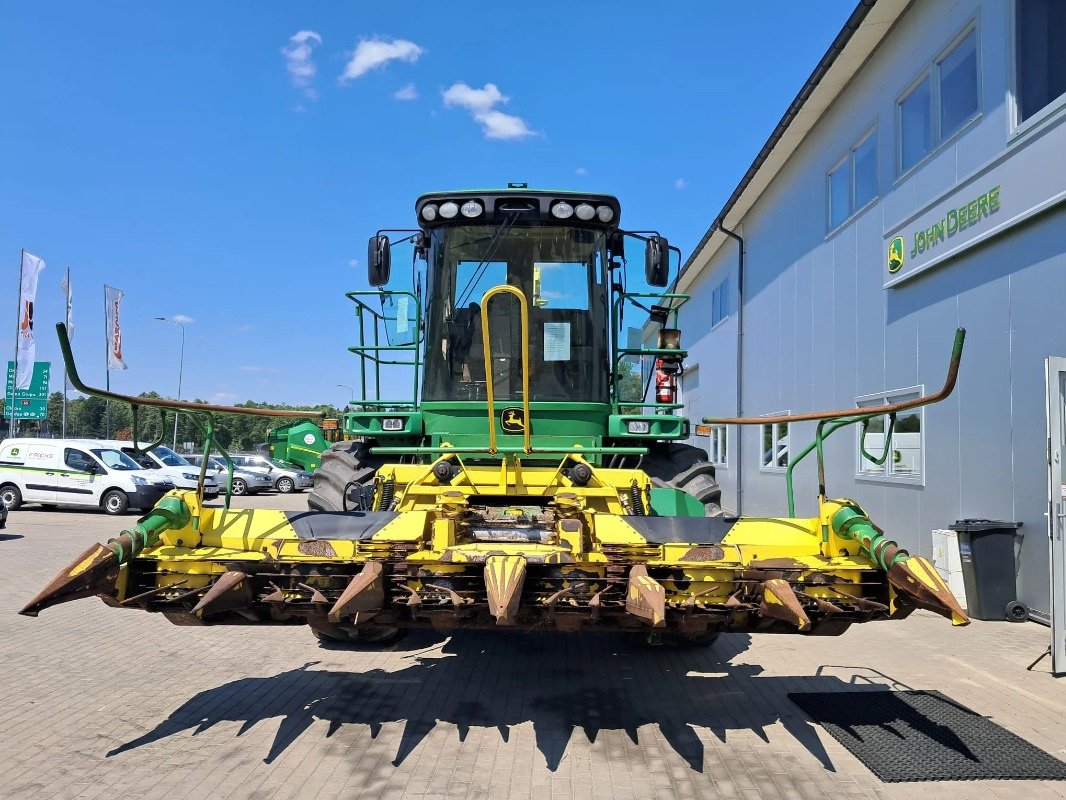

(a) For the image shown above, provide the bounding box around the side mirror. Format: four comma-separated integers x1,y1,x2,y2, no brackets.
368,234,391,287
645,236,670,287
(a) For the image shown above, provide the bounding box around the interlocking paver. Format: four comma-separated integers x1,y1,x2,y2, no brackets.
1,494,1064,800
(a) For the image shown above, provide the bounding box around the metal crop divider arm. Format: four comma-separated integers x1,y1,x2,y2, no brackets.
54,322,322,508
703,328,966,515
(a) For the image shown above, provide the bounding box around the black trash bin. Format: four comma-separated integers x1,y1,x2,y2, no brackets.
948,519,1024,621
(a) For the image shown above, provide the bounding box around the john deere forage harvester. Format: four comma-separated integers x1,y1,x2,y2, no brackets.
20,186,969,645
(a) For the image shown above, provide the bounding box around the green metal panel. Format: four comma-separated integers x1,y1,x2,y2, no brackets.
420,401,610,438
650,486,706,517
607,414,688,440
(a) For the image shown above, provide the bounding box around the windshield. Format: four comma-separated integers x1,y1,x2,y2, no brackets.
423,225,609,403
152,445,191,467
92,448,141,471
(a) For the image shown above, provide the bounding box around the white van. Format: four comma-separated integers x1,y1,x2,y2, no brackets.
92,440,219,499
0,438,172,515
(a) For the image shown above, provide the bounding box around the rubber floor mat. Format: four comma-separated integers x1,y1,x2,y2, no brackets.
788,690,1066,782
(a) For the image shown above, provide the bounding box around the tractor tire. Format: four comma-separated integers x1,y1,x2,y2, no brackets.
642,442,723,517
308,440,384,512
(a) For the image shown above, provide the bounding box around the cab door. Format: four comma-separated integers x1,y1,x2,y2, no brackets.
58,448,104,506
19,444,59,502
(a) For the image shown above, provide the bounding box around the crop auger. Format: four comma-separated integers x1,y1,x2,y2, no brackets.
21,187,968,646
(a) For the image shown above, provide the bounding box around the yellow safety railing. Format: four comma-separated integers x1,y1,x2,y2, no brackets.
479,285,531,453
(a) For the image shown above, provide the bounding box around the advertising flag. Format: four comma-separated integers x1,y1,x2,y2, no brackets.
104,284,126,371
16,251,45,389
60,271,73,339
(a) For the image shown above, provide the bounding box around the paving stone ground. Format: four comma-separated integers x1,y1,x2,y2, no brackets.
1,493,1063,800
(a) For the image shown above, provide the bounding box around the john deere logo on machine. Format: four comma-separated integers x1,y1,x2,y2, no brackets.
888,236,905,273
501,407,527,434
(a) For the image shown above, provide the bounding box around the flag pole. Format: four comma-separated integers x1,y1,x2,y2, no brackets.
10,249,24,439
62,266,70,438
103,283,110,438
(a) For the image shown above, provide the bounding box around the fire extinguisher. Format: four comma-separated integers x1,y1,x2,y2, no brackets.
655,358,676,404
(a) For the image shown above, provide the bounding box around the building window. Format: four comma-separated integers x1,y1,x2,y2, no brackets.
711,278,729,326
708,425,728,466
1015,0,1066,124
897,26,979,174
760,413,789,472
856,390,923,483
828,129,878,230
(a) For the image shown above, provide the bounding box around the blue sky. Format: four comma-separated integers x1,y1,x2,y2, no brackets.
2,1,851,408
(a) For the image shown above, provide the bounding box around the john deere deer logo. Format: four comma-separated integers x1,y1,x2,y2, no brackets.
500,407,526,434
888,236,905,273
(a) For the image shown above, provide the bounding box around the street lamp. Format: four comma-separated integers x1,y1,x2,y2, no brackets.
156,317,186,450
337,384,354,408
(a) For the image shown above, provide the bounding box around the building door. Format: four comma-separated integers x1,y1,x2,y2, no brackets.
1044,357,1066,676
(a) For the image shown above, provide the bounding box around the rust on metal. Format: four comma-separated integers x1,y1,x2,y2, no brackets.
297,540,338,558
681,546,725,562
19,543,120,617
297,582,329,604
625,565,666,627
484,555,526,626
328,561,384,622
119,579,189,607
759,579,811,631
422,583,473,607
888,556,970,626
191,570,248,615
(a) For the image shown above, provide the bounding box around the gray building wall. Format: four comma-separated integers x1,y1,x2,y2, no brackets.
680,0,1066,619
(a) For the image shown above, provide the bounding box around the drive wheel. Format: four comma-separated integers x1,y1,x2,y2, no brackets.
101,490,129,515
310,623,405,646
276,476,295,494
0,485,22,511
231,478,248,496
308,440,384,512
642,442,723,516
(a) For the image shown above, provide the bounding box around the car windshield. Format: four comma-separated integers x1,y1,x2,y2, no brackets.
91,448,141,471
423,224,609,403
152,445,191,467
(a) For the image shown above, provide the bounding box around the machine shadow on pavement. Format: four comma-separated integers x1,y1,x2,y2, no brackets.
103,629,911,772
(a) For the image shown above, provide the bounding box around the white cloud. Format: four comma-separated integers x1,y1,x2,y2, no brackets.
235,324,253,334
442,82,536,141
393,83,418,101
211,391,237,404
348,258,360,268
675,178,687,190
170,314,195,324
239,365,265,373
575,167,588,176
341,38,423,82
281,30,322,100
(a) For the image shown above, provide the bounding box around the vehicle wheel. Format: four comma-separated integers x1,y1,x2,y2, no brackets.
0,485,22,512
276,477,295,494
641,442,723,516
1006,600,1029,623
102,489,130,515
231,478,248,496
308,441,385,512
310,623,405,646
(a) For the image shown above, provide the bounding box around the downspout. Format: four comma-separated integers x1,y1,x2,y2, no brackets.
719,225,744,515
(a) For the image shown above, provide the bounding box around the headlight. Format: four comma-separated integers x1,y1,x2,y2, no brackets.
460,200,483,218
596,205,614,222
551,201,574,219
182,473,198,481
439,201,459,219
132,475,148,486
421,204,438,221
382,417,404,431
575,203,595,221
627,420,651,434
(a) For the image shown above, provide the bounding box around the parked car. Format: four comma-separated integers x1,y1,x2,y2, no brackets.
229,454,314,493
0,437,172,515
92,440,219,500
185,455,274,496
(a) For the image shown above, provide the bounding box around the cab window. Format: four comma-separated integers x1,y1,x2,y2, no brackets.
64,449,99,473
